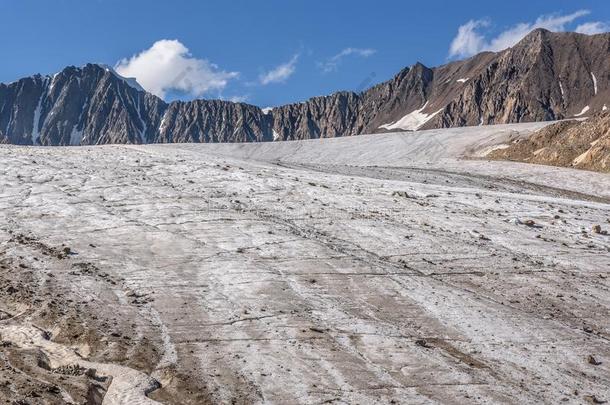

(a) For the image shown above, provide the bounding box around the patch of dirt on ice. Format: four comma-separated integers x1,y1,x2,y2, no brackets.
0,250,109,403
1,324,162,404
488,112,610,172
418,338,489,370
0,230,208,404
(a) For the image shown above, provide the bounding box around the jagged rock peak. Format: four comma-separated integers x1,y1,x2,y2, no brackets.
1,30,609,145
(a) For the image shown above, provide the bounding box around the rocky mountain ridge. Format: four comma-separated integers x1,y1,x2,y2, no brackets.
1,29,609,145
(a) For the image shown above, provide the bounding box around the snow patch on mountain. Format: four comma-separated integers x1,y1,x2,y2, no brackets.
476,143,510,157
379,102,443,131
158,110,169,133
31,94,44,145
69,126,83,146
135,99,147,143
48,73,60,93
574,106,590,117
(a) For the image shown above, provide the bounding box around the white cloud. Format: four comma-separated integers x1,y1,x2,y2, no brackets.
575,21,610,35
449,10,593,58
259,55,299,85
115,39,239,99
318,48,377,73
227,95,249,103
448,20,490,59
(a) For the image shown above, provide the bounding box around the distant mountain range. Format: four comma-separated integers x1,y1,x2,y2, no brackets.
1,29,609,145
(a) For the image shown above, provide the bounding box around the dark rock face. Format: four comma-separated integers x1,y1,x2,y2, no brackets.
270,92,361,140
426,29,610,129
0,65,166,145
0,64,271,146
157,100,272,143
1,30,609,145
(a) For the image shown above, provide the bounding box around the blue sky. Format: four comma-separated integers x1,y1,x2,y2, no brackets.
1,0,609,107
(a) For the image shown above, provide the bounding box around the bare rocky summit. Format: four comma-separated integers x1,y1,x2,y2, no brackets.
0,29,609,145
489,112,610,172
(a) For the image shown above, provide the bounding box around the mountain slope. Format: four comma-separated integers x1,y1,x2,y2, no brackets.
0,64,165,145
0,64,273,145
488,112,610,172
425,29,610,129
0,29,609,145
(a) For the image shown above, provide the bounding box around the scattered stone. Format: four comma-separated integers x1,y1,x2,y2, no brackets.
46,385,61,395
584,395,607,404
587,355,602,366
392,191,414,199
415,339,432,348
592,225,607,235
53,364,86,376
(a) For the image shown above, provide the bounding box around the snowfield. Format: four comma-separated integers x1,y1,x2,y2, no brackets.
0,122,609,404
379,102,443,131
